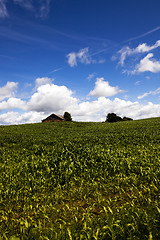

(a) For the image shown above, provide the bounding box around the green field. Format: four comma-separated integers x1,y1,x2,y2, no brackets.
0,118,160,239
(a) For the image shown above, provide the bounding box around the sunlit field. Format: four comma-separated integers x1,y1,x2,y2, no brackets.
0,118,160,239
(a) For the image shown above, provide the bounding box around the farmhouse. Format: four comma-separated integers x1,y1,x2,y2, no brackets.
42,113,65,123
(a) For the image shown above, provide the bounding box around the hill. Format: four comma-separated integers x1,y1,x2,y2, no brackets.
0,118,160,239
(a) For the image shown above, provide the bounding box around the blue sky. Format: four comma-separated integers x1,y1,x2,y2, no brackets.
0,0,160,124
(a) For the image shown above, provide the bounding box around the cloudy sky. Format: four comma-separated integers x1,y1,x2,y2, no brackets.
0,0,160,124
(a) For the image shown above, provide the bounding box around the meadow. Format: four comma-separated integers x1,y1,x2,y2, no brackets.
0,118,160,239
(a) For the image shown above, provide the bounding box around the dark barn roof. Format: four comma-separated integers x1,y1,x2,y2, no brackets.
42,113,65,122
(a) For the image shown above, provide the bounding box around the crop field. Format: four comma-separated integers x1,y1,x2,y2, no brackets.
0,118,160,239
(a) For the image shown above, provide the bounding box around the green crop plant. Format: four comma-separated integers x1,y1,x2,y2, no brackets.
0,119,160,239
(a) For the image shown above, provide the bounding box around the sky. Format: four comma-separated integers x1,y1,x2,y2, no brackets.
0,0,160,124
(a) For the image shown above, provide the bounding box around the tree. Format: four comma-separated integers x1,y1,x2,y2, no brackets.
106,113,122,122
106,113,133,123
64,112,72,121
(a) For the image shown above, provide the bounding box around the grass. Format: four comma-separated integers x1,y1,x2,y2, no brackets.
0,118,160,239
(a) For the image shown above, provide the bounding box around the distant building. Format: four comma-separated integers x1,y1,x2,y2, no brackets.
42,113,65,123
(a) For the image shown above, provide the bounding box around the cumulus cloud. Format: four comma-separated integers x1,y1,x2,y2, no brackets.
138,87,160,99
133,53,160,74
0,82,18,101
34,77,54,90
66,48,104,67
28,83,78,112
1,97,160,125
0,78,160,124
0,97,26,111
0,111,46,125
89,78,124,97
118,40,160,66
76,98,160,121
0,0,8,18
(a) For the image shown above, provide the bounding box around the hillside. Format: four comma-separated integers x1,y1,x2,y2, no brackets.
0,118,160,239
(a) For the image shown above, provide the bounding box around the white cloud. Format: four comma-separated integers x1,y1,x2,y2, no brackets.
138,87,160,99
34,77,54,90
118,46,132,66
0,97,26,111
28,83,78,112
66,52,77,67
0,0,8,18
66,47,104,67
136,40,160,53
0,82,18,101
67,48,92,67
89,78,124,97
118,40,160,66
77,48,92,64
133,53,160,74
0,78,160,124
87,72,96,81
1,96,160,125
0,111,46,125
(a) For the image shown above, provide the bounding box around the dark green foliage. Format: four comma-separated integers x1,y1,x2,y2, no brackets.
106,113,122,122
64,111,72,121
106,113,133,122
0,118,160,239
123,116,133,121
